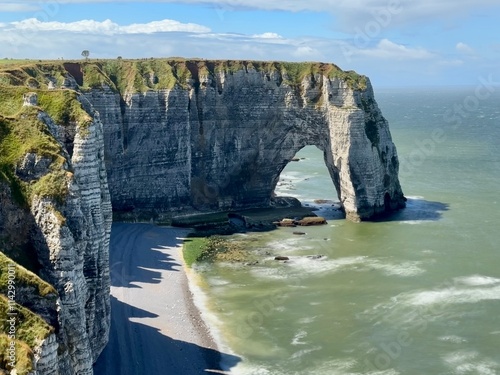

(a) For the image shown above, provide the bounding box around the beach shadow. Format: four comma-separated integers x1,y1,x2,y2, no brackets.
94,296,241,375
109,223,184,288
374,198,449,222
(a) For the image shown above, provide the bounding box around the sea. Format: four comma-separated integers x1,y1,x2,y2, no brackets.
191,86,500,375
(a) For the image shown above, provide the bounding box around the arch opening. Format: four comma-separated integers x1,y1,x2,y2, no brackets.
273,145,344,220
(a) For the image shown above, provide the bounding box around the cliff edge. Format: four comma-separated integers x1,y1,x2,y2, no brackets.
81,59,405,221
0,78,111,374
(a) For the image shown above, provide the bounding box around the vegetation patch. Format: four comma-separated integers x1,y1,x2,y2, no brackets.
183,236,208,267
1,59,368,96
0,296,54,375
0,252,56,298
0,108,69,206
0,334,33,375
37,89,92,128
95,59,191,92
0,252,56,373
0,85,29,117
30,169,70,205
183,235,253,266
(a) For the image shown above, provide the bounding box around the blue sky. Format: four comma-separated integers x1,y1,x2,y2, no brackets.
1,0,499,87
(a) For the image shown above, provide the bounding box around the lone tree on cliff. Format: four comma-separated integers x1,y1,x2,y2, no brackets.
81,50,90,60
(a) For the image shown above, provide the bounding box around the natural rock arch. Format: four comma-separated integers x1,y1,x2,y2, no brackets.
83,60,405,221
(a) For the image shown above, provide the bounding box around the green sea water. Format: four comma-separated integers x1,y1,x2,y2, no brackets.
193,87,500,375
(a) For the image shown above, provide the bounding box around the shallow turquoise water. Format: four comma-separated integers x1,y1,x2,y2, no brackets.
194,87,500,375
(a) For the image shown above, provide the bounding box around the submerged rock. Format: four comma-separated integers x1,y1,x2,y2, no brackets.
276,218,297,227
306,255,325,260
297,217,327,226
275,256,290,261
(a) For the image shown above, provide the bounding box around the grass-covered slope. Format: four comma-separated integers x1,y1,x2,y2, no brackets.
0,252,57,374
0,107,69,207
0,63,72,372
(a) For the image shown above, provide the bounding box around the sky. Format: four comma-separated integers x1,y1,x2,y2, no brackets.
1,0,499,87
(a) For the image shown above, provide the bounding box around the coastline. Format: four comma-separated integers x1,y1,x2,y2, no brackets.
93,223,239,374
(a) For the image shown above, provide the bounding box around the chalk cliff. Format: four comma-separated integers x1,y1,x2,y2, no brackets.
0,59,404,374
82,60,405,221
0,83,111,373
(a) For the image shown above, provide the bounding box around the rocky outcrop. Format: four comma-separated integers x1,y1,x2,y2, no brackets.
0,89,111,373
29,109,112,373
82,60,405,221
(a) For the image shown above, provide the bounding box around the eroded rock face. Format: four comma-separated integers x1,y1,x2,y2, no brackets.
84,65,405,221
16,153,52,182
21,111,111,374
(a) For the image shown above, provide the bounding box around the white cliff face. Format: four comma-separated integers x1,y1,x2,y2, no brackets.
33,333,59,375
84,65,404,221
29,108,112,374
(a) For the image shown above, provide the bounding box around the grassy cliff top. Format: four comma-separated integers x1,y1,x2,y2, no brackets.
0,58,367,93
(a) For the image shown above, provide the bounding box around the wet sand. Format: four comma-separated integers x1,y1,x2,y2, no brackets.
93,223,239,374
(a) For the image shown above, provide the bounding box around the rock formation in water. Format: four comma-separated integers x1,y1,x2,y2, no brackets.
81,59,405,222
0,59,404,374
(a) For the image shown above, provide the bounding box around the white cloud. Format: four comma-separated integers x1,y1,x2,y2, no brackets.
8,0,499,31
0,15,496,87
456,42,475,55
9,18,210,35
292,46,322,59
0,3,39,12
356,39,434,60
123,20,210,34
252,32,283,39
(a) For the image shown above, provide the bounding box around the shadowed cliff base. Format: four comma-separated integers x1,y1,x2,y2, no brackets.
94,296,240,375
372,197,449,222
171,197,328,233
95,223,239,374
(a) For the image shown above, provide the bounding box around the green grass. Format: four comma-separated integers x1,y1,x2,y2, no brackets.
1,58,368,95
183,235,253,266
183,236,209,267
0,63,68,89
0,85,28,117
0,77,93,207
0,59,38,66
0,252,57,297
0,296,54,375
0,108,69,206
0,334,33,375
0,253,57,373
37,89,92,127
